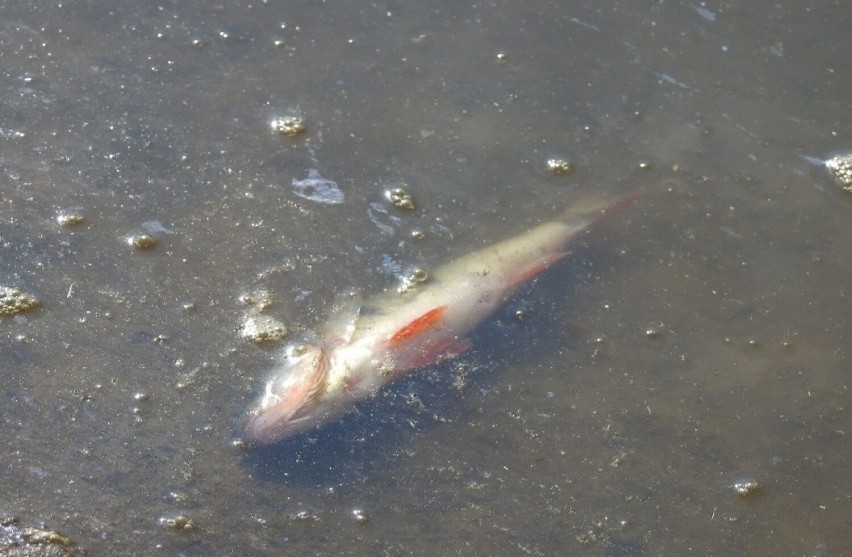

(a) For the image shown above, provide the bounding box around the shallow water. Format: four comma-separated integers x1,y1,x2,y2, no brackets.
1,1,849,555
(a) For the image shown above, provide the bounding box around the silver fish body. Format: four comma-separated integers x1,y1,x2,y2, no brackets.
241,192,641,443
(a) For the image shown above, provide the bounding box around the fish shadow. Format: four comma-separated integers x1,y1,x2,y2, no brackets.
239,370,469,485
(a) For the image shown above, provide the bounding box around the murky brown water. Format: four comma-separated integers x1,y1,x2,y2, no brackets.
1,1,849,555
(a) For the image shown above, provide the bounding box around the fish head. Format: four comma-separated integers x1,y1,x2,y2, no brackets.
241,343,335,444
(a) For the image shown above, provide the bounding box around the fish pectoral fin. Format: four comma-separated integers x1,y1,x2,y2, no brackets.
435,337,472,361
406,336,472,369
508,251,569,289
322,289,363,343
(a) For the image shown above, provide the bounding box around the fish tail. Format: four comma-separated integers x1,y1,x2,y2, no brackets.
559,190,645,226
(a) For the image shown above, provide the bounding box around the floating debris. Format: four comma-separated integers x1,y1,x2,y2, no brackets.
270,116,305,137
292,169,344,205
241,314,287,344
367,201,402,235
397,266,429,293
56,211,85,227
289,511,319,522
351,508,369,524
643,324,664,339
128,233,157,250
158,514,196,532
1,515,77,557
575,521,610,546
546,158,573,175
239,289,275,311
410,267,428,283
386,186,415,210
0,286,41,316
141,220,174,235
825,153,852,192
732,478,760,497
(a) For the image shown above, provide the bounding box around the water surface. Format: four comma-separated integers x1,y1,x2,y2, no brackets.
1,1,849,555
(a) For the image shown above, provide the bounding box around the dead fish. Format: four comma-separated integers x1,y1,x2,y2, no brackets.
241,192,642,443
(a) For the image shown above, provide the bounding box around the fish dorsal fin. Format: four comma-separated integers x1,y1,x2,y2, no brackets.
322,289,362,343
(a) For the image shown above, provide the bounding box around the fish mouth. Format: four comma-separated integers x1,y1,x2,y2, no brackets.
236,391,338,446
236,406,316,445
233,414,282,447
236,344,332,445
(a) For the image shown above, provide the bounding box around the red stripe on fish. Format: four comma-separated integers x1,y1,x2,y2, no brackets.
389,306,446,345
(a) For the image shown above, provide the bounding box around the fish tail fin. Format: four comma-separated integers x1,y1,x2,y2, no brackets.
559,190,645,227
